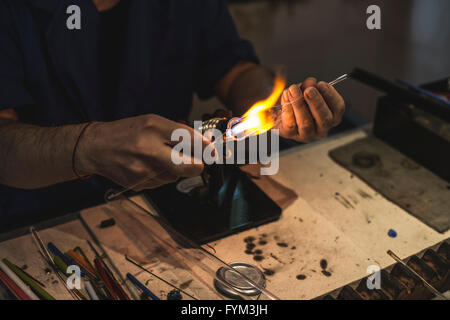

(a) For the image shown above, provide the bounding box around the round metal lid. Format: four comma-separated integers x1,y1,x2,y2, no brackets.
214,262,266,299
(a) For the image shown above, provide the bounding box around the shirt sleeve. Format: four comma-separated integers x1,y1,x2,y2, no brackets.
195,0,260,100
0,2,35,110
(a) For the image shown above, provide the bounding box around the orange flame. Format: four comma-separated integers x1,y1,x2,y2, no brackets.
238,75,286,136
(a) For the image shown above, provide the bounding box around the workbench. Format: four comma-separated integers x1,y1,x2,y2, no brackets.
0,127,448,300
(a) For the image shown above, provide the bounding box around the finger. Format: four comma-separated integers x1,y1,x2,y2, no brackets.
165,146,205,177
304,86,333,136
173,161,205,177
301,77,317,91
134,180,167,190
164,122,212,166
135,172,179,190
164,120,213,168
317,81,345,126
165,123,211,149
279,90,297,137
153,116,212,155
153,171,179,183
151,143,205,179
287,84,315,141
185,128,212,164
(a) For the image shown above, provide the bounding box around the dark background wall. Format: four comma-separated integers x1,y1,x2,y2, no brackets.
190,0,450,126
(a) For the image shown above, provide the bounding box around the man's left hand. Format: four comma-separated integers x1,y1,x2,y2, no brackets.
277,77,345,142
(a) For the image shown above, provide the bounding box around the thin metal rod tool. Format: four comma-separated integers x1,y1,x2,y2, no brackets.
104,171,167,202
125,255,198,300
78,216,139,300
124,197,280,300
328,73,348,86
30,227,83,300
266,73,348,113
387,250,447,299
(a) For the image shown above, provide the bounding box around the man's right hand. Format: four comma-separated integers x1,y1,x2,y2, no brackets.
76,114,210,190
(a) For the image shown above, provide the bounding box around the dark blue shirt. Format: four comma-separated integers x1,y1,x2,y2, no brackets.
0,0,259,231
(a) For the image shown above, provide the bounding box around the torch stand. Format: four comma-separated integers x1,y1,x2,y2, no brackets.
144,163,281,244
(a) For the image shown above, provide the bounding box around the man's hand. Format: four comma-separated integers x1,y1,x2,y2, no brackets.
77,114,210,190
216,63,345,142
0,114,209,190
277,77,345,142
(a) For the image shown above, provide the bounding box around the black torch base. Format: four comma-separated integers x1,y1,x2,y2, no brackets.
144,165,281,244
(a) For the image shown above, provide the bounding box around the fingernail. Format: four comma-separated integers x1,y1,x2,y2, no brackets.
306,87,317,98
289,85,297,97
318,82,329,91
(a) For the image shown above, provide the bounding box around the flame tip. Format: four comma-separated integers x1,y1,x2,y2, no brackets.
237,74,286,137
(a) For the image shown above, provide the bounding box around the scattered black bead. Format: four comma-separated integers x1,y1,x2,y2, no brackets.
320,259,328,269
254,249,263,255
253,255,264,261
277,242,288,248
99,218,116,229
246,243,256,251
321,270,332,277
258,240,267,245
296,274,306,280
244,236,255,243
167,290,182,300
263,269,275,276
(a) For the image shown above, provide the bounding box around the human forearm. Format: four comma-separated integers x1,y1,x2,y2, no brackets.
217,63,275,116
0,114,210,191
0,118,86,189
